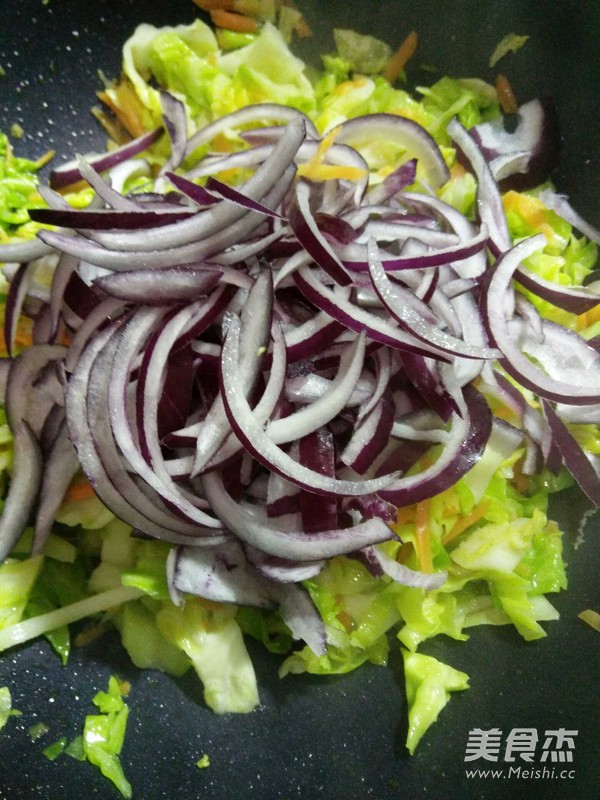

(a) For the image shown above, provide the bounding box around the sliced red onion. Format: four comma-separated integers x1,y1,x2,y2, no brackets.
358,545,447,589
244,545,324,583
343,492,397,522
165,172,221,207
172,540,277,609
205,176,285,220
29,206,195,231
514,266,600,314
537,188,600,244
333,113,450,189
48,126,164,189
189,322,289,475
4,262,36,358
185,144,274,181
184,103,318,159
220,314,399,496
367,159,418,204
485,235,600,404
86,117,304,254
399,192,488,279
448,117,512,255
173,538,326,654
104,308,222,527
0,238,53,264
366,238,499,360
356,219,459,250
83,331,221,541
357,347,392,422
542,400,600,506
0,421,43,562
281,311,345,364
192,272,273,474
293,266,451,359
201,469,396,561
66,325,195,538
64,297,126,373
159,91,188,174
341,390,395,474
32,418,80,555
94,266,223,304
268,580,327,656
74,157,148,212
264,332,365,444
398,353,458,422
469,98,560,191
137,303,211,480
340,223,489,272
298,429,338,533
379,385,492,506
288,179,351,286
38,162,294,270
48,252,79,343
5,343,67,432
266,468,301,518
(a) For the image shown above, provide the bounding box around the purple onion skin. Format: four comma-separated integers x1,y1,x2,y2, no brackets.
299,429,339,533
379,385,492,506
542,400,600,506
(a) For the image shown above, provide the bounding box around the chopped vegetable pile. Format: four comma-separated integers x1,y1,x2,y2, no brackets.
0,5,599,797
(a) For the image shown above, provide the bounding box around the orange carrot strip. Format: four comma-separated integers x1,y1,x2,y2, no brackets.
382,30,418,84
279,0,312,37
64,477,97,503
442,500,490,546
395,506,416,526
74,622,111,647
210,8,259,32
97,84,146,139
414,498,433,573
511,455,530,496
576,303,600,332
496,73,518,114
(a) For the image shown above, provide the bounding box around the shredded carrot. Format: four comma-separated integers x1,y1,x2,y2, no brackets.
74,622,110,647
502,190,555,241
442,500,490,546
414,498,433,573
450,162,467,180
97,81,147,139
34,149,56,170
0,313,34,356
395,506,416,526
296,127,366,182
279,0,312,37
64,476,97,504
576,303,600,332
298,160,367,182
210,8,259,32
495,73,518,114
212,132,236,153
511,455,531,496
292,13,312,38
382,30,418,84
336,608,355,633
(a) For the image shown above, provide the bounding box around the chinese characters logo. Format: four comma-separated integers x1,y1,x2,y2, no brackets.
463,727,578,779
